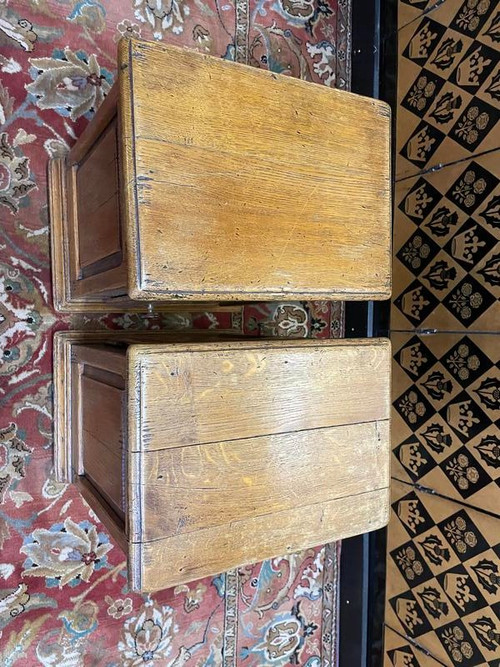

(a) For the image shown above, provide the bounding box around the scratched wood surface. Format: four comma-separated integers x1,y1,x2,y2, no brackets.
54,334,392,592
130,420,390,542
137,487,389,591
128,339,390,451
127,338,391,590
117,37,392,302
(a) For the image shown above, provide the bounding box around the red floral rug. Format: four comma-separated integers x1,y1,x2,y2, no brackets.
0,0,350,664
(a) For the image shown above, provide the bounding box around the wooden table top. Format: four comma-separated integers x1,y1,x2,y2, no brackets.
124,338,391,590
117,38,392,302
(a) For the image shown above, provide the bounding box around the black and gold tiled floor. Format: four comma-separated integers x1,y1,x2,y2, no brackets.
385,0,499,664
386,482,500,666
396,0,500,179
393,151,499,331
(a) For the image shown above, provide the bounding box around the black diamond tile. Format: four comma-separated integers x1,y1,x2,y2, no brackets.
442,275,496,326
450,98,499,152
470,555,500,596
421,258,458,292
390,539,434,586
400,121,446,168
439,563,487,615
439,446,491,498
394,385,435,431
451,0,495,38
450,41,498,92
420,422,454,454
399,177,442,224
437,620,483,667
387,646,419,667
429,34,466,73
394,336,438,380
483,9,500,45
444,218,497,270
441,336,493,387
394,280,440,326
440,390,490,443
423,204,460,238
389,591,433,638
401,69,446,118
479,193,500,229
438,510,489,562
403,18,448,65
429,88,464,126
416,584,451,623
484,67,500,104
469,613,500,655
473,375,500,410
394,435,436,481
478,251,500,287
418,533,453,568
446,160,499,214
392,491,435,537
396,229,440,276
421,369,454,402
474,432,500,471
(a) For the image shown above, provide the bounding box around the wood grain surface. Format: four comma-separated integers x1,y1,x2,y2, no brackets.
135,487,389,591
128,338,391,451
80,375,124,515
76,119,121,270
130,420,390,541
127,338,391,590
48,152,240,313
54,334,392,592
119,38,392,301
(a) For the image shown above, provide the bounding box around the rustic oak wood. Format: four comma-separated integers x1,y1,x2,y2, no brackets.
53,330,238,482
76,119,121,271
49,37,391,310
129,341,390,450
137,488,389,591
131,421,390,542
48,157,240,313
54,332,391,592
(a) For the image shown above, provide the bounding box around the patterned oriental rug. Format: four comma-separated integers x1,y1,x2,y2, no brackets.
0,0,351,664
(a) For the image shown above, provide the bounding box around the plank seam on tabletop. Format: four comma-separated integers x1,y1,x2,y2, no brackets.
128,486,390,546
131,418,390,453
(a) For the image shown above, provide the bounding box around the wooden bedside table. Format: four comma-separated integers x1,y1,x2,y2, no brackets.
49,37,391,312
54,332,391,592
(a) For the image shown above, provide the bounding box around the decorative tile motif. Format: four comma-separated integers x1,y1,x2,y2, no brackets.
392,151,500,331
385,481,500,666
397,0,500,178
391,333,500,514
384,625,443,665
